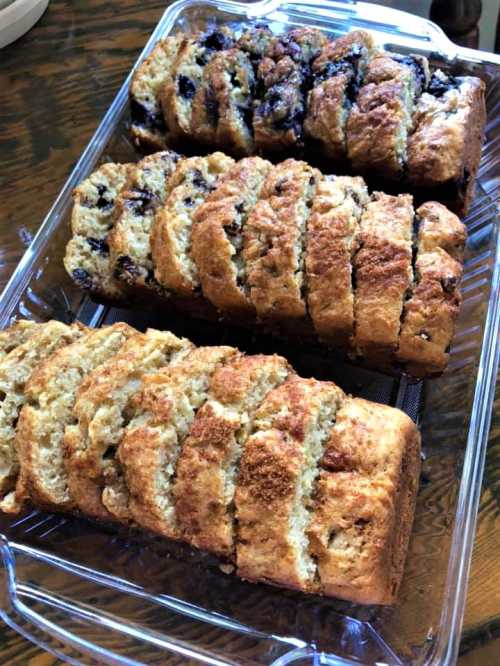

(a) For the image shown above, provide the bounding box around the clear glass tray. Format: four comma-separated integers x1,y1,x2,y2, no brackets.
0,1,499,664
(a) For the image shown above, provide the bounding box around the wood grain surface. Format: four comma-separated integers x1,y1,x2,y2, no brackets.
0,1,498,664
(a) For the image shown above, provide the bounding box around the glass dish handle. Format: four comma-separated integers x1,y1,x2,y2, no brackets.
245,0,500,65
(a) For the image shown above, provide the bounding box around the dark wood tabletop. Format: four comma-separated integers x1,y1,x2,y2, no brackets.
0,1,498,663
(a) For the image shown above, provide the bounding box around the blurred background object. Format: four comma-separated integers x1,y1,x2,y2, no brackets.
0,0,49,49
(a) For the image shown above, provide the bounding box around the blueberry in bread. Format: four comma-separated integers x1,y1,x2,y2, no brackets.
151,152,235,296
14,323,136,513
307,397,421,604
175,353,290,557
305,175,369,347
235,375,345,592
243,159,320,328
191,156,272,318
347,52,430,177
304,31,375,160
64,162,133,301
109,150,180,299
407,70,486,215
191,48,256,156
352,192,414,360
130,35,184,151
0,321,85,510
253,28,328,153
396,201,466,377
118,346,238,538
161,27,235,144
64,329,192,522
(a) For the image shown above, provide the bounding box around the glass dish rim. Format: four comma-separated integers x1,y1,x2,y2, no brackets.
0,1,499,664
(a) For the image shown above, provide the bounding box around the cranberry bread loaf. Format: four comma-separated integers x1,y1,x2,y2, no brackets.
13,324,135,514
0,320,421,605
64,162,133,301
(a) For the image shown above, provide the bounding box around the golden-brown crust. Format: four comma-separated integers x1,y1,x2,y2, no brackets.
175,353,290,557
347,53,420,177
307,397,421,604
353,192,414,359
235,376,344,592
243,159,319,324
407,74,486,215
306,176,369,347
151,153,235,296
396,202,466,377
191,157,272,318
118,346,238,538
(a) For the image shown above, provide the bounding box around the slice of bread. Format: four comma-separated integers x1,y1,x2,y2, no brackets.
191,157,272,318
0,320,38,362
64,329,193,522
109,150,180,298
243,159,320,328
397,202,466,377
151,152,235,296
307,397,421,604
306,175,369,347
14,323,136,514
64,162,133,301
0,321,85,508
118,345,239,538
175,353,290,558
130,35,184,151
235,375,344,592
353,192,414,361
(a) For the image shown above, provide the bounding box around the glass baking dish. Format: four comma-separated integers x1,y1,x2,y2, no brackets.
0,1,499,664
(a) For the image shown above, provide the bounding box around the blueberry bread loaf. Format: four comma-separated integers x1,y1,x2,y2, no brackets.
304,30,375,161
64,162,133,301
109,150,180,299
0,320,421,605
397,202,466,377
152,152,235,296
407,71,486,214
0,321,85,511
64,329,192,521
347,53,429,178
13,324,135,514
161,28,235,144
130,35,184,151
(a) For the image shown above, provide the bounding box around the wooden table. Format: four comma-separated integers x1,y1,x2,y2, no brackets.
0,1,498,663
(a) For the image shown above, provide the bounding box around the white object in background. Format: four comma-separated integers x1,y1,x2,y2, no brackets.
0,0,49,49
